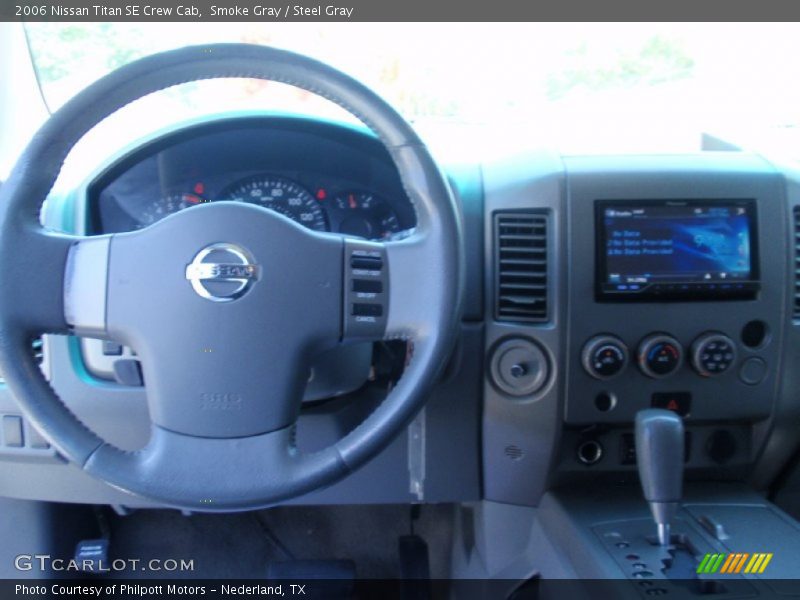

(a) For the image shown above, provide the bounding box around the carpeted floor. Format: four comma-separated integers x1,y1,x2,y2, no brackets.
105,504,456,579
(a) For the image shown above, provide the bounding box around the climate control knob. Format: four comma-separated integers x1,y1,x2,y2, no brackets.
638,334,683,379
582,335,629,380
691,332,737,377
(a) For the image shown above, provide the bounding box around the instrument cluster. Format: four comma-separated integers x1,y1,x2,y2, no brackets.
90,117,415,240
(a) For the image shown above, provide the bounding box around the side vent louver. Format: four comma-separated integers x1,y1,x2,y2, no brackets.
794,206,800,319
495,211,549,322
0,336,44,384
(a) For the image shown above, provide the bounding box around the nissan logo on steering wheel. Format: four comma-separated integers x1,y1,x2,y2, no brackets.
185,242,261,302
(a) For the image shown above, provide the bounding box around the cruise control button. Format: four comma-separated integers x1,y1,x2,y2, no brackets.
350,256,383,270
352,303,383,317
352,279,383,293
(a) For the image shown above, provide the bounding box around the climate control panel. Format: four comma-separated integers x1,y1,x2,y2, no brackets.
581,331,747,382
572,324,773,424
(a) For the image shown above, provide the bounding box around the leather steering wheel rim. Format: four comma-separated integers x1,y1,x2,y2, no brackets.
0,44,462,510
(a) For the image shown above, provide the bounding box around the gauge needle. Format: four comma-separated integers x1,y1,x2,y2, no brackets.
183,193,205,204
348,193,357,209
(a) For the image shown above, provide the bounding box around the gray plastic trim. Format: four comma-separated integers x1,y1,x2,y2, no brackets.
63,236,110,337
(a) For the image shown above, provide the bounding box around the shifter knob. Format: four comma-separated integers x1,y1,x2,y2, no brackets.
635,409,684,546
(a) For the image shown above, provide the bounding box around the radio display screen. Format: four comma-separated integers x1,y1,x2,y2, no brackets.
596,200,759,301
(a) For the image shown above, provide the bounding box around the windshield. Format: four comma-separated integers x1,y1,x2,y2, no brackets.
23,22,800,157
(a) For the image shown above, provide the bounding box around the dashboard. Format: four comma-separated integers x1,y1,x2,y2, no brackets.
2,113,800,512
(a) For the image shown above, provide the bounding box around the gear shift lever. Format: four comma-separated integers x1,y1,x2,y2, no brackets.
635,409,684,546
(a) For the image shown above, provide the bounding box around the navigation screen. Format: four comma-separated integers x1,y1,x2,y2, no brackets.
597,201,759,300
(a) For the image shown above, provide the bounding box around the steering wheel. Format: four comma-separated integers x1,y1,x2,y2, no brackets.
0,44,462,510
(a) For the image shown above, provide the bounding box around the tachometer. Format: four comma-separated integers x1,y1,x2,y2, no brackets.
137,192,209,229
330,191,402,240
220,176,328,232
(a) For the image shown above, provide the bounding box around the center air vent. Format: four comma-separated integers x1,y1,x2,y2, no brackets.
794,206,800,319
494,212,549,322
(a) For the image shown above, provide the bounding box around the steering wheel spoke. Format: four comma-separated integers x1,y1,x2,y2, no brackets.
0,226,79,336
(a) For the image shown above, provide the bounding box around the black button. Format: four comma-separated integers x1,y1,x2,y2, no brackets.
352,303,383,317
352,279,383,293
102,341,123,356
350,256,383,270
652,392,691,417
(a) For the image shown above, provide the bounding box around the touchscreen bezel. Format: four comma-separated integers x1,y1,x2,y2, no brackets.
595,199,760,302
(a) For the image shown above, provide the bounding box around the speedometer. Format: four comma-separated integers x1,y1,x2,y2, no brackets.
220,176,328,232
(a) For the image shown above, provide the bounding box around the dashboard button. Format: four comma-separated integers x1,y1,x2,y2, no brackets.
691,332,737,377
2,416,23,448
739,357,767,385
490,337,549,397
352,303,383,317
352,279,383,294
350,256,383,270
652,392,691,417
638,334,683,379
102,341,123,356
113,359,143,387
581,335,629,380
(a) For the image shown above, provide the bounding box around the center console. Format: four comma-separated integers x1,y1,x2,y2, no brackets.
560,155,787,474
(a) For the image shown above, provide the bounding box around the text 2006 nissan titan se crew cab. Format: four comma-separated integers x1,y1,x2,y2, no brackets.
2,21,800,598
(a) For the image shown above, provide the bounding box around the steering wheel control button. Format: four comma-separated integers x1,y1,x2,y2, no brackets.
101,341,123,356
638,334,683,379
582,335,629,380
344,240,388,340
691,333,737,377
490,337,549,397
352,303,383,317
2,416,24,448
651,392,691,417
184,242,260,302
352,279,383,294
739,357,768,386
350,255,384,271
112,360,143,387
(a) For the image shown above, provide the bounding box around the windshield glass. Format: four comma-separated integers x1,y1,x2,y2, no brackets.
23,22,800,156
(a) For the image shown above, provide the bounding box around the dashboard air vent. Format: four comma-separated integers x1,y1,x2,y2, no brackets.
0,336,44,384
795,206,800,319
494,211,549,322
